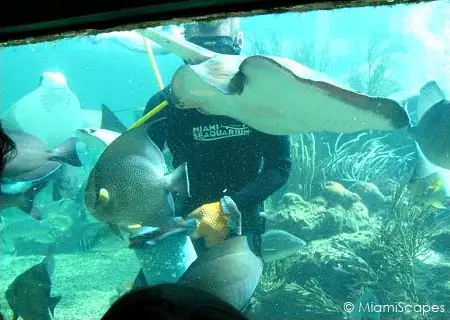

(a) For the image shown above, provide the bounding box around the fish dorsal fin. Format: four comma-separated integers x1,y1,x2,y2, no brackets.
417,81,446,120
49,295,62,317
101,104,127,133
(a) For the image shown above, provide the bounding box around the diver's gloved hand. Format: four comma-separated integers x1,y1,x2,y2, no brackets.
188,196,242,248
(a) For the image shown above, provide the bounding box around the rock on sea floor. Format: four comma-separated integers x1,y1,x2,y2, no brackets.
1,249,140,319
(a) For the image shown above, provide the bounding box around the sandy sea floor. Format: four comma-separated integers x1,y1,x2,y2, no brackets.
1,249,141,320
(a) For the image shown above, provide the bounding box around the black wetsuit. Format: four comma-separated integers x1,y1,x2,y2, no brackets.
132,86,291,289
144,86,292,247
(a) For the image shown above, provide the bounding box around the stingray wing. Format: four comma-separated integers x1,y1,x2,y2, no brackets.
1,89,42,132
170,55,409,135
2,84,83,148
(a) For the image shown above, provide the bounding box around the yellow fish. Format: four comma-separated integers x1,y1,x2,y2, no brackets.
409,172,448,209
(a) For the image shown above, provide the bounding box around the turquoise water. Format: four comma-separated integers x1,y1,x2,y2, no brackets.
2,2,450,319
2,4,443,125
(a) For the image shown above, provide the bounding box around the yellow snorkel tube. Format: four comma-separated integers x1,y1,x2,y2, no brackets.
128,34,169,130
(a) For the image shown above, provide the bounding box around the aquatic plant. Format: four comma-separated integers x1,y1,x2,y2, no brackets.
248,31,283,56
258,262,287,294
284,242,378,318
318,132,414,185
374,179,443,305
347,34,401,96
289,134,316,199
286,131,413,200
288,40,330,73
285,278,343,317
248,30,331,73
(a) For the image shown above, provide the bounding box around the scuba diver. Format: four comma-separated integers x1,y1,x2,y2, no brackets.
0,120,16,179
132,17,292,287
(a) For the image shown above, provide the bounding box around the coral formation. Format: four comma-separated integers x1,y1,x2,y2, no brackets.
266,190,369,241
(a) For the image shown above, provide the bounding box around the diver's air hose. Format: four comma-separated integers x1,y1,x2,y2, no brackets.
128,35,169,130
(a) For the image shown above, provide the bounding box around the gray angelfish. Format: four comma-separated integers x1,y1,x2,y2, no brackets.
408,81,450,170
5,244,62,320
84,121,190,236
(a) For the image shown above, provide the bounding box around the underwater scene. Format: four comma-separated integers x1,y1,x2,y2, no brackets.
1,1,450,319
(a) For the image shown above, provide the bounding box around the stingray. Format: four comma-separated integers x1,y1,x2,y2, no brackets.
1,72,126,148
138,28,409,135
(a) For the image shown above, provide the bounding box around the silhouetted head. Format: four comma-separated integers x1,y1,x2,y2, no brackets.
0,121,17,180
101,283,248,320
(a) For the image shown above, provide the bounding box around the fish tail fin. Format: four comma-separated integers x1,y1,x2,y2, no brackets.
78,237,92,253
49,137,83,167
417,81,446,120
101,104,127,133
166,162,190,196
49,295,62,317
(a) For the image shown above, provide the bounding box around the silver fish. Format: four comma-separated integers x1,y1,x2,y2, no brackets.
3,130,82,182
261,229,307,263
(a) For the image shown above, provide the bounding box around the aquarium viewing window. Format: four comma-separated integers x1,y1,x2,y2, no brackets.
1,0,448,319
